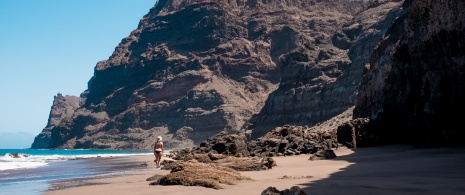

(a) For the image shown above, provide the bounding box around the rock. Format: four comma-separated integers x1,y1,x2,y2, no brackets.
216,156,277,171
160,159,177,170
262,157,277,169
149,161,251,189
262,186,307,195
248,125,337,157
146,174,164,181
31,93,82,149
172,131,250,157
336,118,376,148
262,187,281,195
308,149,337,161
324,150,337,159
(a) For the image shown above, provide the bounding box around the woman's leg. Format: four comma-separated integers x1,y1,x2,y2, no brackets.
155,153,162,167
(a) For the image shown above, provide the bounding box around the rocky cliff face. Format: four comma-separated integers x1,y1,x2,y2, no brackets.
248,0,403,138
354,0,465,146
32,0,411,149
31,93,82,149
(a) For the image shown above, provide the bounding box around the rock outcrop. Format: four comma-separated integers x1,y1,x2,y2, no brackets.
149,161,251,189
171,125,338,159
31,93,82,149
166,152,276,171
354,0,465,146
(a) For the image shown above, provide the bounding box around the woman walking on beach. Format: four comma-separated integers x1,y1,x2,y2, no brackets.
154,136,164,168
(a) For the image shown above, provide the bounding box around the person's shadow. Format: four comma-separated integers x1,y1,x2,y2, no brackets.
299,145,465,194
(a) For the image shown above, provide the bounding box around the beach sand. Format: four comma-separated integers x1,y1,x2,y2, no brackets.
45,145,465,195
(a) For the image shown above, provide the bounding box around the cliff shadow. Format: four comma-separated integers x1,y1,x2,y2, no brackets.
300,145,465,194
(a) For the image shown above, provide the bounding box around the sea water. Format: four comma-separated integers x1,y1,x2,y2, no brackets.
0,149,153,195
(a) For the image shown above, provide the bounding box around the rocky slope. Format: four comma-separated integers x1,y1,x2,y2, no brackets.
32,0,409,149
31,93,82,148
354,0,465,146
248,0,404,138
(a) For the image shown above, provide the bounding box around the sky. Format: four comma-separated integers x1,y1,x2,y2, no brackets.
0,0,156,149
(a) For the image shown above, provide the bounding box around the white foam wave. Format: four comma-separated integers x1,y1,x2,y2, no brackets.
0,152,152,171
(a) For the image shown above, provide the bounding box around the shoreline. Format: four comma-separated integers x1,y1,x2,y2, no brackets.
45,155,158,192
45,145,465,194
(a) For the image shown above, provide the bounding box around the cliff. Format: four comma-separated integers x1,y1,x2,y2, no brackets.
31,93,82,149
354,0,465,146
248,0,404,138
31,0,425,149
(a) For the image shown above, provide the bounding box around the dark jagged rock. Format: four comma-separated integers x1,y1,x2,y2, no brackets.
170,131,249,157
248,125,338,157
175,126,339,158
168,131,277,170
261,186,307,195
31,93,82,149
354,0,465,146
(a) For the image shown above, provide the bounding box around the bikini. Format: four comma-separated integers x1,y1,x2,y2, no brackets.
154,148,162,154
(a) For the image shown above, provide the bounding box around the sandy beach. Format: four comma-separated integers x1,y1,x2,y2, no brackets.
45,145,465,195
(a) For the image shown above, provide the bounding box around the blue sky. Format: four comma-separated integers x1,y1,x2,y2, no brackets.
0,0,156,149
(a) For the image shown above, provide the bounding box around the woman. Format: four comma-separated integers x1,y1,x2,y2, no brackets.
153,136,164,168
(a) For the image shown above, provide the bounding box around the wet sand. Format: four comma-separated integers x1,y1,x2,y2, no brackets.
45,145,465,195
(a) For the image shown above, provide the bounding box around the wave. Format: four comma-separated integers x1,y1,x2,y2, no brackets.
0,151,152,171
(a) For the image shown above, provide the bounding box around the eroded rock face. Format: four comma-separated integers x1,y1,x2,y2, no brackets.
33,0,407,149
34,0,371,149
31,93,82,149
354,0,465,146
248,0,404,139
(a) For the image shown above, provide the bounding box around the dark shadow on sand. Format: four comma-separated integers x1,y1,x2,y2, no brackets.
300,145,465,194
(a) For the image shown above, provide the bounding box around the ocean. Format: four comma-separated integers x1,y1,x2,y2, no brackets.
0,149,154,195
